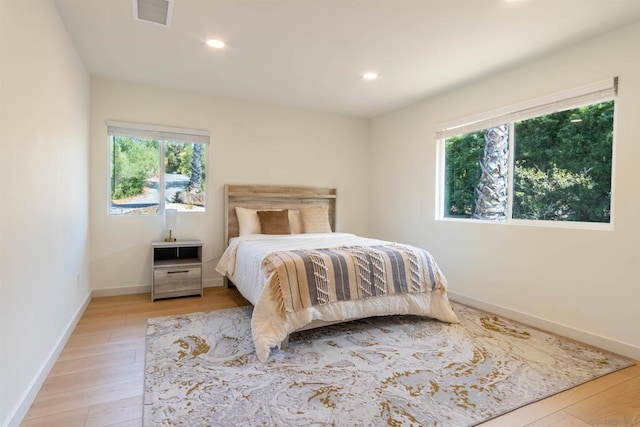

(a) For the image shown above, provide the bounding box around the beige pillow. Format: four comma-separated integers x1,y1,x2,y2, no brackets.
257,210,291,234
301,206,332,233
235,207,262,236
288,209,303,234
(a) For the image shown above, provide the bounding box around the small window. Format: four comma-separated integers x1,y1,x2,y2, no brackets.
439,79,616,226
108,122,209,215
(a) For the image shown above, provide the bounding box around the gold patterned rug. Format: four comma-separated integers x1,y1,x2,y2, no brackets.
144,303,633,426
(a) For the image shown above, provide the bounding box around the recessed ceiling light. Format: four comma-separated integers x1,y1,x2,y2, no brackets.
206,39,225,49
362,72,378,80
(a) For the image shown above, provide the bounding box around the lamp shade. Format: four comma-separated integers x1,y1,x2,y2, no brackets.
165,208,177,230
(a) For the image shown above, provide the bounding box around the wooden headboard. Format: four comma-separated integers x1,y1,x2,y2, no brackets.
224,184,337,246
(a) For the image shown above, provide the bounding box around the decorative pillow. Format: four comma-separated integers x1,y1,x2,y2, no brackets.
300,206,332,233
288,209,303,234
257,210,291,235
235,207,262,236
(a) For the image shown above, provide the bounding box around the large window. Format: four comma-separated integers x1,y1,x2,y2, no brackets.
108,122,209,215
438,78,616,226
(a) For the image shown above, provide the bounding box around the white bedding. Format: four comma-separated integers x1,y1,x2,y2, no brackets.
216,233,460,362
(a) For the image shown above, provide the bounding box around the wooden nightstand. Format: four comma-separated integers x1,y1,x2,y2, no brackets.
151,240,203,301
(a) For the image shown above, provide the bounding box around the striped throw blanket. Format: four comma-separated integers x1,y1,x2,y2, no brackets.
262,244,445,318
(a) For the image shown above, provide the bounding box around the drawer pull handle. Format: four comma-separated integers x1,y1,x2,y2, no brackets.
168,270,189,274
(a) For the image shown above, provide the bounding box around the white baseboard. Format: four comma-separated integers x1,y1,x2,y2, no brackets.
204,278,224,288
92,284,150,297
4,293,92,427
448,291,640,360
91,278,224,298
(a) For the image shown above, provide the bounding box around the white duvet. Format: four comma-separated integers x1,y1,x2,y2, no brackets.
216,233,460,362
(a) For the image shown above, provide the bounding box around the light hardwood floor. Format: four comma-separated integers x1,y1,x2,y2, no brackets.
21,287,639,426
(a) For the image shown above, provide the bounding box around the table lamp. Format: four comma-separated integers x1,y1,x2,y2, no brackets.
164,208,177,242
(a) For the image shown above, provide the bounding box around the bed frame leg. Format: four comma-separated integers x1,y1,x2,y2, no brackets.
281,335,289,350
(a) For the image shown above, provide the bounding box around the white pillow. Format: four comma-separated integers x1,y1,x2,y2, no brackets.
235,207,303,235
300,206,332,233
235,207,261,236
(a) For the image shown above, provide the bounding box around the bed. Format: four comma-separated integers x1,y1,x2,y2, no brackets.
216,184,459,362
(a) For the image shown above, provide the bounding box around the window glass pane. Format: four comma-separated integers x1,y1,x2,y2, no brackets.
164,142,206,212
110,136,160,215
513,100,613,223
444,130,484,218
444,125,509,220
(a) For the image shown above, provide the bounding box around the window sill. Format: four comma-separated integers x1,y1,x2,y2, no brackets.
436,216,613,231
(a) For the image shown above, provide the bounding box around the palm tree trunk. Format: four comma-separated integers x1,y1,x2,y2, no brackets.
188,143,202,193
473,124,509,220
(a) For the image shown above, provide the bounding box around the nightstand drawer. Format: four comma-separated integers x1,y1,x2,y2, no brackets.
153,267,202,295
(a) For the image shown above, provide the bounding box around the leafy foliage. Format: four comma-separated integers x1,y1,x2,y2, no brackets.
166,142,206,192
514,101,613,222
513,163,594,220
111,137,159,200
444,100,614,222
444,130,484,217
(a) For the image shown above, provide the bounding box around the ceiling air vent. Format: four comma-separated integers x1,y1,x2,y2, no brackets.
133,0,173,26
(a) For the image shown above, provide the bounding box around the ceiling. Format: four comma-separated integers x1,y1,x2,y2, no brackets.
54,0,640,118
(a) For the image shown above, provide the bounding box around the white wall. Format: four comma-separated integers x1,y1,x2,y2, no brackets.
0,1,90,425
369,22,640,358
89,78,370,294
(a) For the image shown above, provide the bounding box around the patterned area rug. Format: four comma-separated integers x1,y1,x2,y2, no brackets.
144,303,633,426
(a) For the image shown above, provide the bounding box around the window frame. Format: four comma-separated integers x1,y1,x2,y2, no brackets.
106,121,210,216
435,79,617,231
